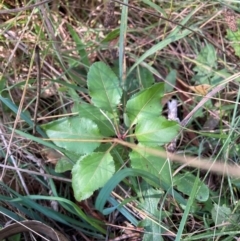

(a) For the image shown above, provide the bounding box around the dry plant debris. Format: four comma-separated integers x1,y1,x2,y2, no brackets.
0,1,240,241
223,7,238,32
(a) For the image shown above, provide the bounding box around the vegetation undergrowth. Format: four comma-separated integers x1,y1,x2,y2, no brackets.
0,0,240,240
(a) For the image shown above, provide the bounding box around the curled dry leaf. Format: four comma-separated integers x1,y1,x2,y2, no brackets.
42,148,63,164
189,84,211,96
176,77,211,96
161,91,177,107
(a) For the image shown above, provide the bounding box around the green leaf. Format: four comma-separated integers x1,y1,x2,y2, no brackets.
72,152,115,201
165,69,177,92
76,102,116,136
231,177,240,188
42,116,102,155
55,157,74,173
173,173,209,202
139,183,164,241
137,66,155,89
95,168,187,215
87,62,122,113
135,117,179,147
210,69,231,86
194,44,217,73
102,28,120,43
130,148,171,185
211,204,233,227
192,44,217,85
226,23,240,58
7,234,21,241
125,83,164,127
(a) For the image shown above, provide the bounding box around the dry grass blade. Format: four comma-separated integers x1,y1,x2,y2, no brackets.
0,162,71,182
37,1,65,69
181,72,240,127
0,8,37,189
0,0,52,14
33,45,41,135
115,139,240,178
113,0,230,58
180,84,225,127
0,220,68,241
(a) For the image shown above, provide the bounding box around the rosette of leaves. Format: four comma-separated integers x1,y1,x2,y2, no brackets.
42,61,206,202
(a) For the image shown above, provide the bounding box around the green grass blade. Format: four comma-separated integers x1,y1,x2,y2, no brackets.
20,195,106,234
175,172,200,241
128,28,194,76
68,24,90,69
0,206,24,222
13,129,64,153
107,196,138,226
127,8,198,76
95,168,186,213
119,0,128,85
141,0,166,15
0,182,106,235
